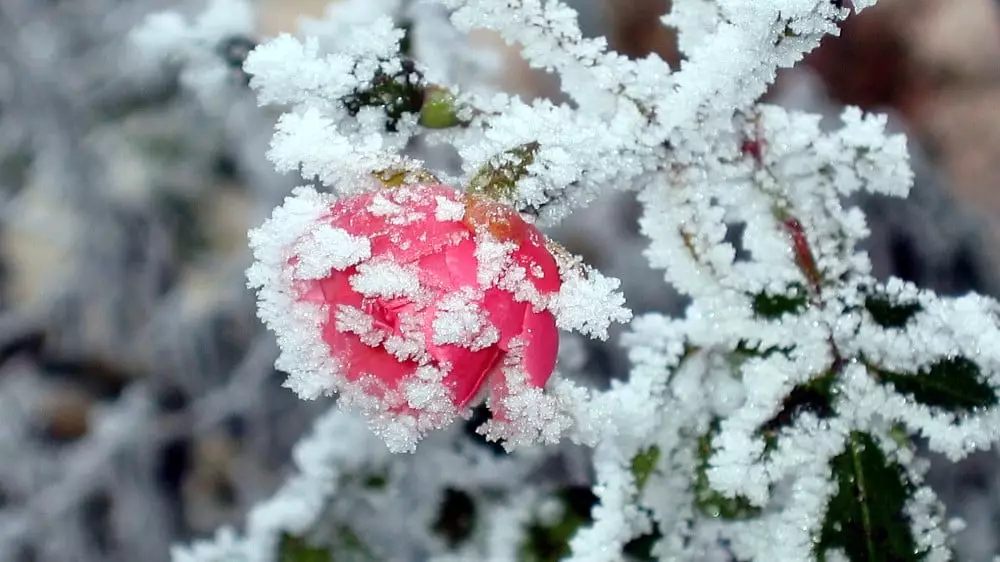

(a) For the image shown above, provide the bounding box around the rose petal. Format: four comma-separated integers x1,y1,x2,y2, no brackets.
322,317,417,387
316,268,362,307
416,237,480,291
519,307,560,387
480,287,529,350
329,186,471,265
510,230,561,295
437,344,504,407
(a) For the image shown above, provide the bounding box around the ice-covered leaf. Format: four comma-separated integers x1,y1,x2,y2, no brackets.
751,284,808,319
817,432,924,562
871,357,997,413
468,141,540,205
630,446,660,491
696,423,759,519
864,294,921,329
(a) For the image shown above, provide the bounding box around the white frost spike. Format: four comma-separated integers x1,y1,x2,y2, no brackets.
349,261,422,300
474,238,517,287
549,267,632,340
293,225,372,279
246,186,347,401
431,290,499,350
434,195,467,221
334,305,386,347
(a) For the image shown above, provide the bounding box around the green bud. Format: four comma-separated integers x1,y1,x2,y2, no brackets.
420,88,461,129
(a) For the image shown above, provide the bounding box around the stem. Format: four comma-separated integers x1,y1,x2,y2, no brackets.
847,433,879,562
779,214,823,296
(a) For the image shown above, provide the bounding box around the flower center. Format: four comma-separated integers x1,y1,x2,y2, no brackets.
363,296,411,333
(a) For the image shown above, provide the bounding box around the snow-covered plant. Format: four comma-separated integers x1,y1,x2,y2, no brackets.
132,0,1000,560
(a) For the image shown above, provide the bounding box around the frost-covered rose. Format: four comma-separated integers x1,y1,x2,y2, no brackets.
247,183,572,451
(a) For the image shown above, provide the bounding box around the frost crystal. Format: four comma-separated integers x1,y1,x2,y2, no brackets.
292,225,371,279
549,266,632,340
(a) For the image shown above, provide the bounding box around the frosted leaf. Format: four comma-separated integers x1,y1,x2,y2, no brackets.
457,99,647,223
266,108,408,193
244,34,358,106
663,0,722,54
244,17,404,106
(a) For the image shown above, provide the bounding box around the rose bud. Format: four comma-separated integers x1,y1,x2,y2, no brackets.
248,183,564,452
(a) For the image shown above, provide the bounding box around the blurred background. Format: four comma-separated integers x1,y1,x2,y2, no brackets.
0,0,999,560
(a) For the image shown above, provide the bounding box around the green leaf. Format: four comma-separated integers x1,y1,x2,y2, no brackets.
277,534,332,562
865,295,921,328
631,446,660,491
871,357,997,413
420,88,461,129
817,432,925,562
695,423,760,519
467,141,540,204
752,284,807,319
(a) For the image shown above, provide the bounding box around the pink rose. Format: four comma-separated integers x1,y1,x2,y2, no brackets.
250,183,563,451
